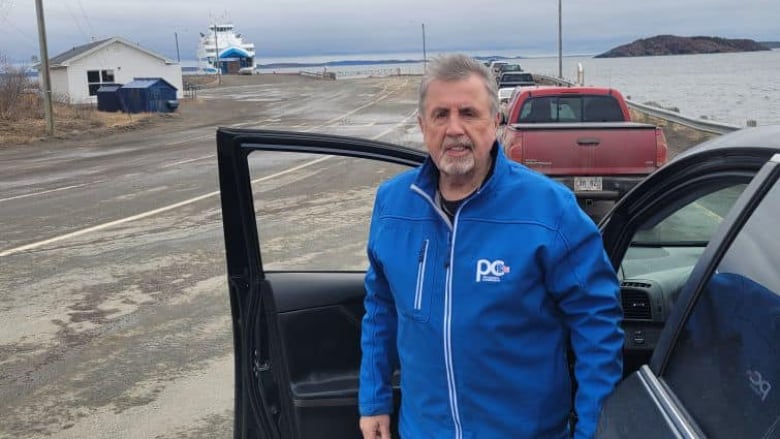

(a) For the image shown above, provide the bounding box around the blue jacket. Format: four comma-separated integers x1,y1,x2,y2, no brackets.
359,145,623,439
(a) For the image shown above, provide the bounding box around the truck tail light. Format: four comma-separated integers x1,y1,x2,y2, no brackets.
655,128,668,166
506,134,524,163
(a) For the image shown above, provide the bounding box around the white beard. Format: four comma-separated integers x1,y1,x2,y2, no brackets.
438,136,476,176
439,152,475,176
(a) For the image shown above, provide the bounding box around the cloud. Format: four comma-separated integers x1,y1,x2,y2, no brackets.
1,0,777,63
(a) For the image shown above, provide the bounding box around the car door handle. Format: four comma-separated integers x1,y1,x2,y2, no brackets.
577,137,601,146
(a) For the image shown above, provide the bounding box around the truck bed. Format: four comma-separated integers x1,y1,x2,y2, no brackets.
505,122,661,176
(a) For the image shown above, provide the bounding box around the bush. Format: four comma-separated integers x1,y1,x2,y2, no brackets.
0,57,39,121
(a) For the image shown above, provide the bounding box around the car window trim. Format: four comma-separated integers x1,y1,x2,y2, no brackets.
636,365,704,438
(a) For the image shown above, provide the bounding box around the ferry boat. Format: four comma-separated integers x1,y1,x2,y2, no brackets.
197,23,255,74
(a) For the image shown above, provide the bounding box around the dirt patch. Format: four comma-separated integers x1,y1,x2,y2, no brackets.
0,102,156,146
630,108,717,158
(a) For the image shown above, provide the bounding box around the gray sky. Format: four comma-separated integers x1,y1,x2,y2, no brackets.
1,0,778,63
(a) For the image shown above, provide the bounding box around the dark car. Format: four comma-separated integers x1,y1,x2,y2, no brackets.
216,125,780,438
497,71,535,88
496,62,523,76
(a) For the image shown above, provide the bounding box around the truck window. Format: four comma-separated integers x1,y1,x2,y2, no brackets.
582,96,624,122
557,97,581,122
517,95,624,123
518,97,554,123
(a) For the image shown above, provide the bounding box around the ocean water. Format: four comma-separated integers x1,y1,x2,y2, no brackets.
258,49,780,127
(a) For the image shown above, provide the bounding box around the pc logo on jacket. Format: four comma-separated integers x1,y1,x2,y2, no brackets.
476,259,511,282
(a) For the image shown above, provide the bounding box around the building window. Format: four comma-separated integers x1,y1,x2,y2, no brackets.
86,69,115,96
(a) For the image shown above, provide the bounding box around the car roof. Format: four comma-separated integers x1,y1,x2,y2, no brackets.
671,125,780,163
517,86,622,97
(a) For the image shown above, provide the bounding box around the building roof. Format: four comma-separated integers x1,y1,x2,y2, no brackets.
122,77,178,90
48,37,177,67
96,84,123,92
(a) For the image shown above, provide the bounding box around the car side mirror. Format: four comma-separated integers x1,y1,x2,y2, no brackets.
499,112,507,126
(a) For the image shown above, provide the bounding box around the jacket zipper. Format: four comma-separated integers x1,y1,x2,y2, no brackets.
414,239,429,310
445,225,462,439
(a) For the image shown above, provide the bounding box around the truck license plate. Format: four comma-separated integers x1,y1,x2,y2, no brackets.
574,176,603,191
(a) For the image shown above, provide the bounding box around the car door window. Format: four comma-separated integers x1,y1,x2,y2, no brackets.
621,184,747,280
662,180,780,438
249,151,409,271
617,182,749,375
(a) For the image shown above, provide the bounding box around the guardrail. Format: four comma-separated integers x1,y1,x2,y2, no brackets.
530,74,741,135
625,101,740,135
300,70,337,80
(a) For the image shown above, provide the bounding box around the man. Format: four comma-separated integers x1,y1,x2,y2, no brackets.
358,54,623,439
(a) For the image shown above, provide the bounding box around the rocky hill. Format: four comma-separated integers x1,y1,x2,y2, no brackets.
595,35,771,58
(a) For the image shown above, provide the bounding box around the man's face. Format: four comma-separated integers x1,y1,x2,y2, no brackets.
418,74,499,180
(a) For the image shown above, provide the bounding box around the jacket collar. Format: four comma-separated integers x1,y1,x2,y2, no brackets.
412,141,508,199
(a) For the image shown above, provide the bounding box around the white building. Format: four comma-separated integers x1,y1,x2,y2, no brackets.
45,37,183,105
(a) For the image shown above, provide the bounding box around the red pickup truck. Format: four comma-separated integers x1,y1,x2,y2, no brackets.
500,86,668,204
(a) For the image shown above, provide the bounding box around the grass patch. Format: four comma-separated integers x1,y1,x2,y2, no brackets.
0,63,159,146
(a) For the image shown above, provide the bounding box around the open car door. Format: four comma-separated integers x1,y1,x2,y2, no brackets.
217,128,424,438
596,128,780,438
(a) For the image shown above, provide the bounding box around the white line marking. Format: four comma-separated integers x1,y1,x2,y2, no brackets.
161,155,216,168
0,184,88,203
0,109,417,258
0,157,330,258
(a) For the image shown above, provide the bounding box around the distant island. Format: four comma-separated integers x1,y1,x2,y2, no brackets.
594,35,771,58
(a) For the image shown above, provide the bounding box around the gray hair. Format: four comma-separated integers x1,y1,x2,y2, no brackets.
418,54,499,117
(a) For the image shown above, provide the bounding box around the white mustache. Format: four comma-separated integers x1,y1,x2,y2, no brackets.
442,136,473,149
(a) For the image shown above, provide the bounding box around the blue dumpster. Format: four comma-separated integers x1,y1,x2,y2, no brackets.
118,78,179,114
96,84,123,112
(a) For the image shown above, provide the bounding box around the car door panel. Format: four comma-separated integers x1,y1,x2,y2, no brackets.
270,273,380,439
218,129,423,439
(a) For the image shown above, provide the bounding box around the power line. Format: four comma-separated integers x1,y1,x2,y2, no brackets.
64,2,89,41
77,0,95,39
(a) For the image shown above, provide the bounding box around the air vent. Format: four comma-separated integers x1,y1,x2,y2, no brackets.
621,281,652,289
621,289,652,320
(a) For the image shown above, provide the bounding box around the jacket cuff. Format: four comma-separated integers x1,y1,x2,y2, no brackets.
359,401,393,417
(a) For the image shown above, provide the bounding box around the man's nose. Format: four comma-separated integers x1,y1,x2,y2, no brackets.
445,114,465,135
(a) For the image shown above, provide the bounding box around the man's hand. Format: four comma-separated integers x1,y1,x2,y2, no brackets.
359,414,391,439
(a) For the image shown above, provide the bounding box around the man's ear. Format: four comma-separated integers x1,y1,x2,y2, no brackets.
417,114,424,131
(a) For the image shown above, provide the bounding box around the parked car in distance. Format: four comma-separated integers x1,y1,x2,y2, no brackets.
488,60,509,76
500,86,668,205
216,125,780,439
498,87,516,118
495,63,524,78
238,66,256,75
497,72,535,88
498,87,515,105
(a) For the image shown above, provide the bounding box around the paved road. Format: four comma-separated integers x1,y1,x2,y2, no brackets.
0,75,420,438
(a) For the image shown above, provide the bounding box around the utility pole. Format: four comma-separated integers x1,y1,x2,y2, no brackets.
558,0,563,79
421,23,427,74
34,0,54,136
